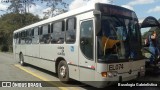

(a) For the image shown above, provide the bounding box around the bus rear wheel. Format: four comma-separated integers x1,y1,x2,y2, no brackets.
19,54,25,66
58,60,69,83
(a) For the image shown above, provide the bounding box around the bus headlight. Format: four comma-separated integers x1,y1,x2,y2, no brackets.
108,71,118,78
107,72,113,77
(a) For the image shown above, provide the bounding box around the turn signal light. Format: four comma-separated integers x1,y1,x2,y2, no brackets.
101,72,107,77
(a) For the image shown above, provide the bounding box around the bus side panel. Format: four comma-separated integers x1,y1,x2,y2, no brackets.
31,44,40,58
25,44,39,64
25,45,31,64
21,44,26,56
39,44,58,72
39,43,80,80
25,44,56,72
39,44,56,60
29,57,56,73
65,44,79,81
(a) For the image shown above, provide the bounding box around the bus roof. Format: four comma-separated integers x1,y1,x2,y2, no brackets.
14,3,136,33
14,3,95,33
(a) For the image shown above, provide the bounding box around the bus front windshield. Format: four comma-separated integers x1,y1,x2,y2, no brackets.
97,16,142,62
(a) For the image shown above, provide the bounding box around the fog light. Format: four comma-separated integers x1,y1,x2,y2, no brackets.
108,71,118,77
101,72,107,77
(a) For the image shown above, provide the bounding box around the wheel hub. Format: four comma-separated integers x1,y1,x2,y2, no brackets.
20,60,23,64
60,66,66,77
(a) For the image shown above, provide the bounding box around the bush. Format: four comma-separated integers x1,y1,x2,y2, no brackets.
9,45,13,52
1,45,9,52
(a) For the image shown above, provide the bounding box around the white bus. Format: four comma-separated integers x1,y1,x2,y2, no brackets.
13,3,145,88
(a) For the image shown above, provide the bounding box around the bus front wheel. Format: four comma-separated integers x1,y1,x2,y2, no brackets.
58,60,69,83
19,54,25,66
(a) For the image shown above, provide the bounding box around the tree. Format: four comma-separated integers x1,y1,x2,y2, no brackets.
2,0,36,14
42,0,68,18
2,0,69,18
7,0,23,13
24,0,36,13
0,13,40,52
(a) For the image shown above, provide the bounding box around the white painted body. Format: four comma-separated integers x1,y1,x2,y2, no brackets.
13,3,145,88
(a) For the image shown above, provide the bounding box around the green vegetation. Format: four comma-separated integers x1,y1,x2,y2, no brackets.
0,0,69,52
2,0,68,18
0,13,41,52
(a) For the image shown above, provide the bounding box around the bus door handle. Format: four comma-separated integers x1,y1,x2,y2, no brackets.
85,61,88,63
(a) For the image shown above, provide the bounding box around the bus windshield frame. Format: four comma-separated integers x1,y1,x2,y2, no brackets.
97,14,142,63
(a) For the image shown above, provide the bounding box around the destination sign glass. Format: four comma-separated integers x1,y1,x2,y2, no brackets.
98,4,137,18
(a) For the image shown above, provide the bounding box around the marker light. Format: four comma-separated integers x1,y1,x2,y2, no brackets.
101,72,107,77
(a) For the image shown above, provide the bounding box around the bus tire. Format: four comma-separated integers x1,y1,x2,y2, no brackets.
58,60,69,83
19,54,25,66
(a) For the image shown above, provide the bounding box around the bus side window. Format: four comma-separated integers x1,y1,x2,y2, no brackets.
51,21,65,44
40,24,51,44
13,33,17,44
16,33,19,44
17,33,19,44
28,29,32,44
18,33,20,44
32,27,39,44
39,26,43,44
25,30,29,44
51,23,53,33
66,17,76,44
21,31,26,44
18,32,21,44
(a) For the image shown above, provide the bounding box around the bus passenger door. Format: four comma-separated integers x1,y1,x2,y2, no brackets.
79,19,95,81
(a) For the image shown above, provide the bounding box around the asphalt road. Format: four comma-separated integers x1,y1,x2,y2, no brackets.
0,52,160,90
0,52,59,90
